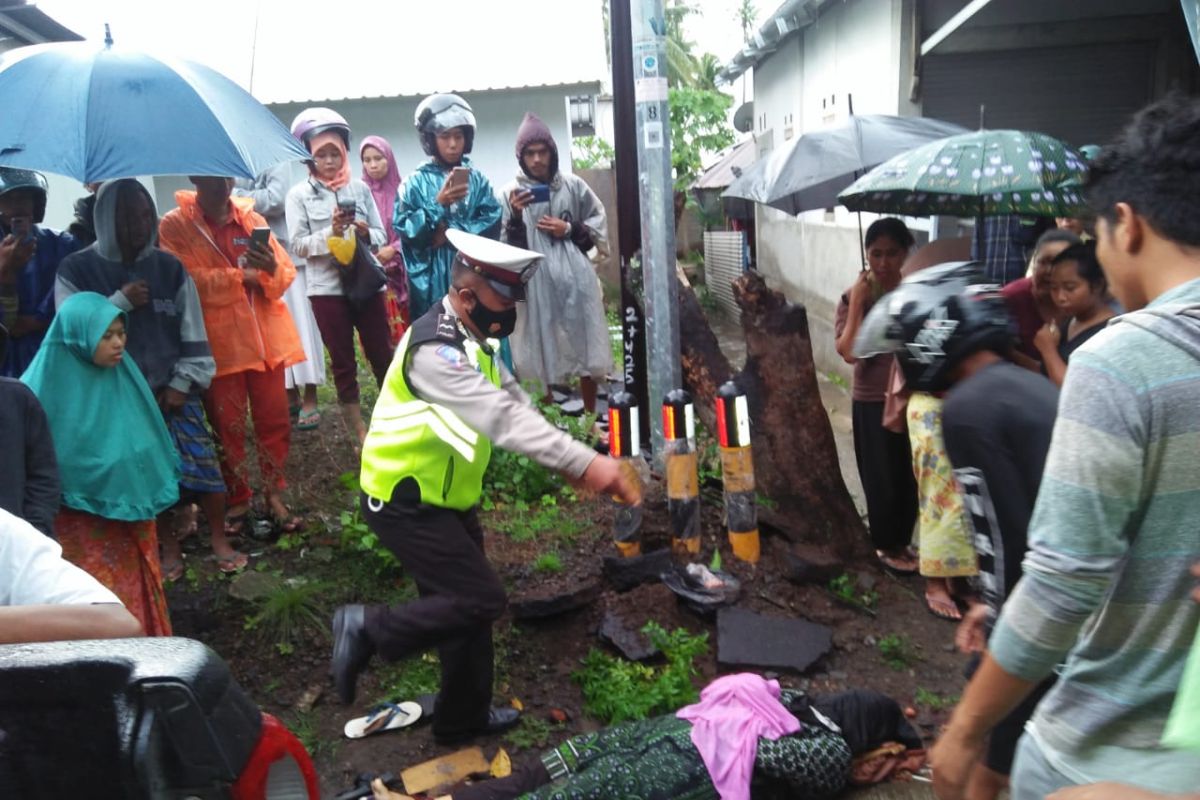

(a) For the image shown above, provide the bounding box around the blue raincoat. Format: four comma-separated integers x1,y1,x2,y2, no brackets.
3,226,78,377
394,156,502,320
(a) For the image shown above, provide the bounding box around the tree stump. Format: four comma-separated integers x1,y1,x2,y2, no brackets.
678,271,868,559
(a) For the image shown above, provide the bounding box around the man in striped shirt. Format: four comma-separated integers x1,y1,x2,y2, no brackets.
931,94,1200,799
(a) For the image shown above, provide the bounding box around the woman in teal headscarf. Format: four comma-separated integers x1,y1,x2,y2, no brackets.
22,291,180,635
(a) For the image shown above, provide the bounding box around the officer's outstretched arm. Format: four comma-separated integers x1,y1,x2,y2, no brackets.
409,342,595,480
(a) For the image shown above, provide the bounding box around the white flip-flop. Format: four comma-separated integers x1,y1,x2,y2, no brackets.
343,701,423,739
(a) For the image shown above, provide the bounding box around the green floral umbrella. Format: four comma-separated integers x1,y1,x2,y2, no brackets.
837,130,1088,218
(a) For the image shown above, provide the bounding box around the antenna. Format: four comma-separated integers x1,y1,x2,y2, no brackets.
104,23,113,47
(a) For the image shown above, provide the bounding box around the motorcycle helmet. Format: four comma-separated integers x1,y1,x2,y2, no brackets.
0,167,49,223
414,93,476,157
290,107,351,152
854,261,1013,392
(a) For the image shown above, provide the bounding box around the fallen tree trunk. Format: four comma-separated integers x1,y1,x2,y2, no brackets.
678,271,868,559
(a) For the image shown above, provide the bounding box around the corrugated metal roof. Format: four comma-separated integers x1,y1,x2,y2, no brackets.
262,79,604,108
692,138,756,190
718,0,830,85
0,2,82,44
245,4,609,106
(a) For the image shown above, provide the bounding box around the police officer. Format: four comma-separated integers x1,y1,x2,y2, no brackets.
332,229,639,744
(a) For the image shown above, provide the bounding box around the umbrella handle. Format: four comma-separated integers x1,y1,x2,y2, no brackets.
857,211,866,269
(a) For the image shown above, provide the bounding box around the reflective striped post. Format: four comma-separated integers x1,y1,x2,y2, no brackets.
608,390,642,557
663,389,700,555
716,381,759,563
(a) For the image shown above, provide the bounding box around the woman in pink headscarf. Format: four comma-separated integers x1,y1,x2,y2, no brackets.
360,135,408,345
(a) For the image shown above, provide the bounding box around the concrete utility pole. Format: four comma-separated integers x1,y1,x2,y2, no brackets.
610,0,650,450
628,0,681,455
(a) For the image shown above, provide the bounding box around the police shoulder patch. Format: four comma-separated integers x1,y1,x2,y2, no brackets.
434,344,468,369
436,314,461,342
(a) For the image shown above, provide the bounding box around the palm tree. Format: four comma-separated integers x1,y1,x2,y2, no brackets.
695,53,721,91
664,0,700,87
735,0,757,41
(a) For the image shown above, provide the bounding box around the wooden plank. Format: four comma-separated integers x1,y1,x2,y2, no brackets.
401,747,490,796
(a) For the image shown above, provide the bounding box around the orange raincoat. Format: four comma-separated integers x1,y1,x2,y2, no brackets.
159,192,304,378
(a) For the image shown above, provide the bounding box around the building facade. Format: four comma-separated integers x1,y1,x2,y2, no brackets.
723,0,1199,378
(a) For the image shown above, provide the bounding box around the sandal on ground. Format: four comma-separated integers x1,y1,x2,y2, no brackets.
161,557,184,582
343,701,423,739
925,592,963,621
224,509,253,538
271,514,306,535
876,549,919,576
213,551,249,574
296,408,321,431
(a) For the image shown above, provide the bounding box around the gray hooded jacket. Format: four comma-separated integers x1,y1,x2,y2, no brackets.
55,180,215,394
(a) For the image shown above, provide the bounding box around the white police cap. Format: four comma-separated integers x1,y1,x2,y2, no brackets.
447,229,543,301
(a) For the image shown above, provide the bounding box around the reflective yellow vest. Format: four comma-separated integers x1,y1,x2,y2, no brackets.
359,311,500,510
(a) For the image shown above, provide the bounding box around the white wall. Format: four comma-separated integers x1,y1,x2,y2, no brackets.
746,0,914,380
149,83,598,217
753,33,804,147
799,0,905,129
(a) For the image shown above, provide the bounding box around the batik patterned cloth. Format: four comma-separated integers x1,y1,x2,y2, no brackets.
167,394,225,496
525,714,850,800
55,508,172,636
907,392,977,578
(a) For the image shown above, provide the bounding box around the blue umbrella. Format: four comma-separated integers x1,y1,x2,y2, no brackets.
0,37,309,182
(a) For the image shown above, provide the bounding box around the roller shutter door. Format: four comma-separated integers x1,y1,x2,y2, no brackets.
921,41,1155,147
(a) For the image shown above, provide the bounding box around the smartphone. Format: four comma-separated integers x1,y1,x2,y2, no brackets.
8,217,32,242
337,198,357,219
449,166,470,190
527,184,551,204
250,227,271,249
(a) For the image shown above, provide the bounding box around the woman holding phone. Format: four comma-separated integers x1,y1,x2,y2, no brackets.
360,135,408,345
395,93,502,323
285,107,394,443
834,218,920,575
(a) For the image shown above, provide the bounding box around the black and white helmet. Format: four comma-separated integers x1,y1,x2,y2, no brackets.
414,93,476,157
0,167,49,223
853,261,1013,392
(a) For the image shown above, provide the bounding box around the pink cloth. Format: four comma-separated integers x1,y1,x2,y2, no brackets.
359,135,405,292
307,130,351,191
676,673,802,800
360,135,403,249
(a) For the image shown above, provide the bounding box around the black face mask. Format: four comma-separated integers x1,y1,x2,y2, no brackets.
466,293,517,339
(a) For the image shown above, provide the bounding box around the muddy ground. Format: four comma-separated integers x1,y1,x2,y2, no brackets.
165,384,968,798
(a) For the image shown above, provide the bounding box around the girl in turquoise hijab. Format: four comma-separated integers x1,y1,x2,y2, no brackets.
22,291,179,635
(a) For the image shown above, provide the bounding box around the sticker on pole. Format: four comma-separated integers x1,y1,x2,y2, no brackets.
642,54,659,75
734,395,750,445
634,77,669,104
644,121,664,150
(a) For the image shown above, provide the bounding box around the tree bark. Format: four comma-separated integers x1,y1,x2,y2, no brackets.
678,271,868,559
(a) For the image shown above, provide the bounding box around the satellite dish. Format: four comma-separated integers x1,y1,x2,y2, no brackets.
733,102,754,133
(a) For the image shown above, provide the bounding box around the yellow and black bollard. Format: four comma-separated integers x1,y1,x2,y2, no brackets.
662,389,700,555
608,390,642,557
716,381,760,563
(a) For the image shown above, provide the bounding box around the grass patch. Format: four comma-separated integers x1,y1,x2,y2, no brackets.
504,716,561,751
533,551,564,574
284,708,337,762
914,687,959,711
373,654,441,704
495,498,586,545
824,371,849,391
243,579,330,656
829,573,880,611
878,634,919,671
573,623,708,725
